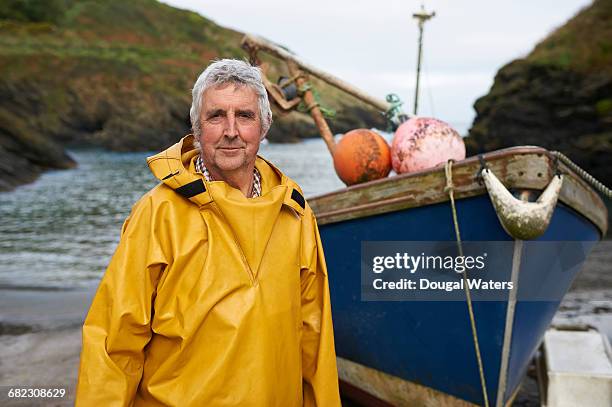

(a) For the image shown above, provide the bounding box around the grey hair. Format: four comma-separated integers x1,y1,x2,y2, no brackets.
190,59,273,148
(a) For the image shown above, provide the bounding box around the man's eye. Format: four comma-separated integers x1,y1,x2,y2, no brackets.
238,112,254,119
207,113,223,120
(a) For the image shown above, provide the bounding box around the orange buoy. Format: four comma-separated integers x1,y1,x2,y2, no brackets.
333,129,391,186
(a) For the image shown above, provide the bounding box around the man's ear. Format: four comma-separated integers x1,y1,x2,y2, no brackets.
193,135,202,151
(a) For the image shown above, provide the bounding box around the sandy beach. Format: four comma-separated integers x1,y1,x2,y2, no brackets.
0,287,94,406
1,241,610,406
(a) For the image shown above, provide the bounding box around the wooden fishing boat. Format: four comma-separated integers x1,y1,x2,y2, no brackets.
309,146,608,406
240,34,610,406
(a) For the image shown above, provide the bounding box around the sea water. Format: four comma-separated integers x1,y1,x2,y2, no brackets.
0,138,343,289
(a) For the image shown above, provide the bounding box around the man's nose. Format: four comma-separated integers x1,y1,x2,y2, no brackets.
223,112,239,138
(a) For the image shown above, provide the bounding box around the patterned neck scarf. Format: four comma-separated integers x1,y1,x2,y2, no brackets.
195,155,262,198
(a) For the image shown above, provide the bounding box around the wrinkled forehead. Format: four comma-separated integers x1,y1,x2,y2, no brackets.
201,82,259,108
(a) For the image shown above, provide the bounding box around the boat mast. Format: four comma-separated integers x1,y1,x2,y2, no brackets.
412,4,435,115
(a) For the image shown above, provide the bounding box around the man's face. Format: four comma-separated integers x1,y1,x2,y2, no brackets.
199,84,262,174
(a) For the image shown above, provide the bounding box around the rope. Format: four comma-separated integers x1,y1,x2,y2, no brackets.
297,84,336,118
279,73,302,88
422,51,436,117
550,151,612,199
444,160,490,407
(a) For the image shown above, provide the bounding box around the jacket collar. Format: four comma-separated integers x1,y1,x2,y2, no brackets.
147,135,305,215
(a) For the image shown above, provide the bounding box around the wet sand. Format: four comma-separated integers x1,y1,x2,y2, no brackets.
0,287,94,406
1,242,610,407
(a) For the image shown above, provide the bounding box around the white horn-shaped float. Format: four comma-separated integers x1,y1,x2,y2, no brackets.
481,168,563,240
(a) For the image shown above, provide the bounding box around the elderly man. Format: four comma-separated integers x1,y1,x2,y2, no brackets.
76,59,341,406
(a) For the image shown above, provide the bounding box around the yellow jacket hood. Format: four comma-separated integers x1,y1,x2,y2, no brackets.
146,134,306,215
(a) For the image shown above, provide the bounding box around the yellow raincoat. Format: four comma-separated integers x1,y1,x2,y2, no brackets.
76,135,341,406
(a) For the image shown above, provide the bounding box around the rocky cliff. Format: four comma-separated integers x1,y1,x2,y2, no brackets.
466,0,611,193
0,0,384,190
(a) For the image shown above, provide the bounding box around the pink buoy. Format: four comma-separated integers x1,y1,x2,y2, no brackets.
391,117,465,174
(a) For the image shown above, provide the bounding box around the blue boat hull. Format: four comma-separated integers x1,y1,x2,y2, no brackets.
320,193,600,405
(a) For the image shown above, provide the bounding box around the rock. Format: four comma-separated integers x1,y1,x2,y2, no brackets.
0,108,75,191
467,62,612,191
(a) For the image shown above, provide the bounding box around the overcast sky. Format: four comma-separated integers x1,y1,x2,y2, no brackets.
161,0,592,135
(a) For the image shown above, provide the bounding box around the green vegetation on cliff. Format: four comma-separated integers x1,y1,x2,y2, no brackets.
0,0,384,190
528,0,612,75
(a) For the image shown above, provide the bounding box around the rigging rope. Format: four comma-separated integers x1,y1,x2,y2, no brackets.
550,151,612,199
422,50,436,117
297,84,336,118
445,160,490,407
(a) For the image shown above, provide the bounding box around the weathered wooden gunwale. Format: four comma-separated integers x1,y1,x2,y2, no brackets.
337,357,480,407
309,146,608,236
